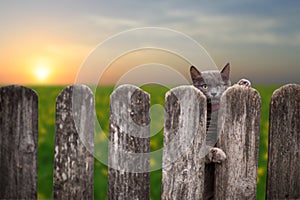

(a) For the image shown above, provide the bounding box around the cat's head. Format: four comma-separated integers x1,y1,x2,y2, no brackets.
190,63,231,101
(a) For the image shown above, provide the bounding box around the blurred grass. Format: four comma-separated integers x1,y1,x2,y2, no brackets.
30,85,279,199
253,85,280,200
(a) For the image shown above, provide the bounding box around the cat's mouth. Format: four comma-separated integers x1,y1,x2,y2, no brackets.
210,98,220,104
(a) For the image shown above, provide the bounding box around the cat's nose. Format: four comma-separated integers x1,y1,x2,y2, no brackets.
211,93,217,97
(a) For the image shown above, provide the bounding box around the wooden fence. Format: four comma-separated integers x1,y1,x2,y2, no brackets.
0,83,299,199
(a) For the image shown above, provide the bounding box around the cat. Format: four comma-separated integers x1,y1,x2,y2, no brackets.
190,63,230,163
190,62,251,199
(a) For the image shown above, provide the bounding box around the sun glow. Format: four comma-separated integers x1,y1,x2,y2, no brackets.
34,65,50,81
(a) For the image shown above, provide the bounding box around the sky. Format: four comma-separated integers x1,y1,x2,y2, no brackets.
0,0,299,85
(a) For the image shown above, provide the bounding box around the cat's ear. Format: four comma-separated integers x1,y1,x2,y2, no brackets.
190,66,203,85
220,62,230,81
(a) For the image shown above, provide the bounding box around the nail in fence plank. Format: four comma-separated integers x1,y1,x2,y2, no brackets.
108,85,150,200
161,86,206,200
266,84,300,199
215,85,261,199
53,85,94,199
0,85,38,199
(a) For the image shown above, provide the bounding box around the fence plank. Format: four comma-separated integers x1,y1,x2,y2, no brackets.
0,85,38,199
53,85,94,199
108,84,150,200
161,86,206,200
266,84,300,199
214,85,261,199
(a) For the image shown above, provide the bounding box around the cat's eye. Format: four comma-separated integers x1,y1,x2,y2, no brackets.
201,84,208,89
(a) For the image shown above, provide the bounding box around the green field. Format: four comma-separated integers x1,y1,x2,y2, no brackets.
30,85,279,200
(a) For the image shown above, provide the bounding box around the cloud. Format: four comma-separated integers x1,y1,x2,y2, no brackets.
85,15,142,32
163,9,300,46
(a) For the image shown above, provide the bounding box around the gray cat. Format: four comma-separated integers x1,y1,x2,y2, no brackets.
190,62,251,162
190,63,251,199
190,63,230,163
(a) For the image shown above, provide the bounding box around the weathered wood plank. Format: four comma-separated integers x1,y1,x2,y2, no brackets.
0,85,38,199
53,85,94,199
161,86,206,200
266,84,300,199
215,85,261,199
108,84,150,200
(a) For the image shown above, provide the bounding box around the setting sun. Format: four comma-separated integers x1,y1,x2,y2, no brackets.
35,66,50,81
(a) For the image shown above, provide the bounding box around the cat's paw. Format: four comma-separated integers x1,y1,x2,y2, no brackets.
206,147,227,164
237,79,251,87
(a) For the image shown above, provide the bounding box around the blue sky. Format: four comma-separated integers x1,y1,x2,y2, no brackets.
0,0,299,84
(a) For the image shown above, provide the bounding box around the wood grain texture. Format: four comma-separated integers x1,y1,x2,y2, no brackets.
0,85,38,199
215,85,261,199
53,85,94,199
161,86,206,200
108,85,150,200
266,84,300,200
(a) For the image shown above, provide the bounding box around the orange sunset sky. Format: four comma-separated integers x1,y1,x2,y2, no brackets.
1,1,299,86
